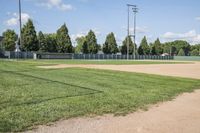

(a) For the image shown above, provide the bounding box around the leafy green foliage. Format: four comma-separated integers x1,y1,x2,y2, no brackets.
45,34,57,52
75,37,85,54
85,30,98,54
171,40,190,56
2,29,18,51
178,48,185,56
38,31,48,52
138,36,150,55
190,49,199,56
103,32,118,54
56,23,73,53
21,19,39,51
151,38,163,55
121,36,136,55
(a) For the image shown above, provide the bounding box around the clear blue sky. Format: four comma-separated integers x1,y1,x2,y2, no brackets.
1,0,200,45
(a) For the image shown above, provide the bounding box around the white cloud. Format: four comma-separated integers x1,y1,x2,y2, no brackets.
5,13,31,26
122,26,149,34
162,30,200,44
37,0,73,11
195,17,200,21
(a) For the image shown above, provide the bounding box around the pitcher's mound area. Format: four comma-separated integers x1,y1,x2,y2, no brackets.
38,61,200,79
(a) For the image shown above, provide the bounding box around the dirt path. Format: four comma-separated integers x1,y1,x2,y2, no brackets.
38,61,200,79
26,89,200,133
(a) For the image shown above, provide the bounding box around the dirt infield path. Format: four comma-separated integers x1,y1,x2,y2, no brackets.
27,89,200,133
38,61,200,79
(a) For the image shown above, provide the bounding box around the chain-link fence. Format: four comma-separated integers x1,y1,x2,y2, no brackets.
1,51,174,60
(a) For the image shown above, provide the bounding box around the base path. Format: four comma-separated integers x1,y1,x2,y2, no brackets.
26,89,200,133
38,61,200,79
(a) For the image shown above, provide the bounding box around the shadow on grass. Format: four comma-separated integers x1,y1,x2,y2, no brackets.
0,69,103,93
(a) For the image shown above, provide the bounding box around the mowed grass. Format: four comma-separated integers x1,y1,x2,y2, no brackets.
0,60,200,132
7,59,189,65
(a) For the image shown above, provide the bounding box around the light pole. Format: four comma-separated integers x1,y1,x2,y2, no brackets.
127,4,138,60
132,5,138,60
19,0,22,47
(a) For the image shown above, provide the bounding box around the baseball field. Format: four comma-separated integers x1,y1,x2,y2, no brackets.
0,59,200,132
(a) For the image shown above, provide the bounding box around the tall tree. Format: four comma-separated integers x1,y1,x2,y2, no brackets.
152,38,163,55
178,48,185,56
75,36,86,54
21,19,38,51
138,36,150,55
121,36,136,55
103,32,118,54
85,30,98,54
2,29,18,51
82,40,89,54
38,31,47,52
45,34,57,52
56,23,73,53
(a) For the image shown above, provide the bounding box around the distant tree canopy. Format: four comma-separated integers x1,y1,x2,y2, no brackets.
178,48,185,56
151,38,163,55
85,30,98,54
56,23,73,53
121,36,136,55
2,20,200,56
103,32,118,54
75,36,86,54
2,29,18,51
138,36,150,55
38,31,47,52
21,19,38,51
190,49,199,56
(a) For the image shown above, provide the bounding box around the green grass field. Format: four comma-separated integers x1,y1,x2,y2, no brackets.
0,60,199,132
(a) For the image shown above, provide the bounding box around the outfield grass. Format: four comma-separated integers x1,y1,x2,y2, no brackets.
0,60,199,132
5,59,189,65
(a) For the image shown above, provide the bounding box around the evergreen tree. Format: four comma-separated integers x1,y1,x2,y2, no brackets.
21,19,38,51
38,31,47,52
85,30,98,54
2,29,18,51
121,36,136,55
56,23,73,53
178,48,185,56
82,40,89,54
103,32,118,54
45,34,57,52
75,36,86,54
152,38,163,55
138,36,150,55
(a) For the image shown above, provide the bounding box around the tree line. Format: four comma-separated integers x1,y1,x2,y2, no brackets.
1,19,200,56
